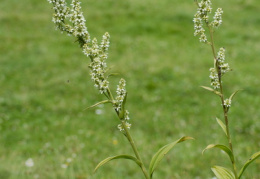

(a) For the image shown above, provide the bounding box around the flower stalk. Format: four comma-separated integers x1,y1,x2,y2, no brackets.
208,24,238,179
48,1,193,178
194,0,239,178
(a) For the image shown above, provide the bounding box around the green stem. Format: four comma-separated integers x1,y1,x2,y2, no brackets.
103,86,149,178
121,121,150,179
208,25,238,179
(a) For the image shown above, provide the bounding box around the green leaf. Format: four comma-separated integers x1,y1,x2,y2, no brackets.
201,86,222,97
211,165,235,179
238,151,260,179
84,100,112,110
216,118,227,136
94,154,141,173
119,93,127,119
148,136,194,177
108,73,120,77
229,89,242,101
203,144,234,163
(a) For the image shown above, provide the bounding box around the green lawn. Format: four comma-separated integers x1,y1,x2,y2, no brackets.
0,0,259,178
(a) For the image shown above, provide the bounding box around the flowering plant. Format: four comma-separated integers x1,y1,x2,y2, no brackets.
193,0,260,178
47,0,193,178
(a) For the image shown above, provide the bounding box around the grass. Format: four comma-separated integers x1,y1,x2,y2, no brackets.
0,0,259,178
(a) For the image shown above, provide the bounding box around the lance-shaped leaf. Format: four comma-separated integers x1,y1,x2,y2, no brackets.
216,118,227,136
94,154,141,173
85,100,112,110
107,73,120,77
238,151,260,179
149,136,194,177
229,89,242,101
201,86,222,97
203,144,234,163
211,165,235,179
119,92,127,120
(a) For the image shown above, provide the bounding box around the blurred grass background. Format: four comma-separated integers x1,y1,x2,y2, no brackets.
0,0,260,178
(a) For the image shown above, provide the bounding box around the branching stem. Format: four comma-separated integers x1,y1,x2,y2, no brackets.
208,25,238,179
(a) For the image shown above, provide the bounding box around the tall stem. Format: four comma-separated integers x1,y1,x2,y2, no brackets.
107,88,149,179
121,121,150,179
208,26,238,179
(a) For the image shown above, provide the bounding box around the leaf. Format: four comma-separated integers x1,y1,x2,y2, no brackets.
211,165,235,179
119,93,127,119
238,151,260,179
216,118,227,136
201,86,222,97
202,144,234,163
94,154,141,173
108,73,120,77
149,136,194,177
84,100,112,110
229,89,242,101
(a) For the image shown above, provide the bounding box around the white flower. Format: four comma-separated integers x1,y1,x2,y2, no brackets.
61,164,68,169
224,98,231,107
25,158,34,167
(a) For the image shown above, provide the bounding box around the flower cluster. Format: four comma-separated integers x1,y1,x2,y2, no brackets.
47,0,70,29
70,0,90,43
48,0,90,45
211,8,223,28
87,34,110,94
194,0,224,43
193,0,212,42
209,67,220,89
209,48,230,89
118,110,131,131
217,47,230,74
114,79,127,112
48,0,131,132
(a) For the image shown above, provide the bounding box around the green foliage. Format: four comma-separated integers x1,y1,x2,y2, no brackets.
211,166,235,179
94,154,142,173
216,118,227,136
238,151,260,179
203,144,234,163
149,136,194,178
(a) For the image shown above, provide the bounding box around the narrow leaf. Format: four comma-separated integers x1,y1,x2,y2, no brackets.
211,165,235,179
119,92,127,119
203,144,234,163
229,89,242,101
149,136,194,177
201,86,222,96
108,73,120,77
84,100,112,110
238,151,260,179
216,118,227,136
94,155,141,173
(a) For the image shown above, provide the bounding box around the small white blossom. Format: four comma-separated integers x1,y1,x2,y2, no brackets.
117,121,131,132
61,164,68,169
224,98,231,107
25,158,34,167
125,122,131,129
118,124,124,131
